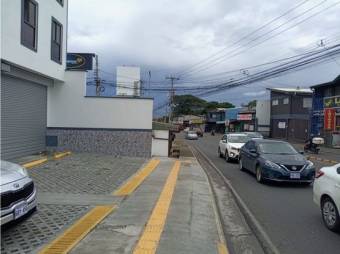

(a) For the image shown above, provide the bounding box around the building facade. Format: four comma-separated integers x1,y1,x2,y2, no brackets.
255,100,271,137
269,88,313,141
205,108,226,133
1,0,153,159
1,0,68,159
311,75,340,147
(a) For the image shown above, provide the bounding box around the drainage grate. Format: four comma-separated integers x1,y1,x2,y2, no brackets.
1,204,89,254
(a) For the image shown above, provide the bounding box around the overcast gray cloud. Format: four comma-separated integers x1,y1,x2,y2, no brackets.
68,0,340,111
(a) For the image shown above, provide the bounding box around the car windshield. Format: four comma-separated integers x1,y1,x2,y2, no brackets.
247,132,262,138
227,135,249,143
258,142,297,155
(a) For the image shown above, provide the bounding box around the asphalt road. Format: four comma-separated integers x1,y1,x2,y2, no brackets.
187,135,340,254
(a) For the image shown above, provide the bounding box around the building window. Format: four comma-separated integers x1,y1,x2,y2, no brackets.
336,115,340,129
51,18,63,64
283,97,289,104
21,0,38,51
272,99,279,106
56,0,64,6
303,97,312,108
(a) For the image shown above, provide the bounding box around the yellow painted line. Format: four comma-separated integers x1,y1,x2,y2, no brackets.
113,159,160,196
133,161,181,254
22,157,48,169
217,242,229,254
54,151,72,160
39,205,115,254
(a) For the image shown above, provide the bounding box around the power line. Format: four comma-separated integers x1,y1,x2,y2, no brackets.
176,0,313,77
179,0,337,78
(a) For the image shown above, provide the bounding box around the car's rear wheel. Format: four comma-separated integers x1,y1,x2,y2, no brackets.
239,157,245,171
321,197,340,232
225,150,230,162
256,165,264,183
218,147,223,158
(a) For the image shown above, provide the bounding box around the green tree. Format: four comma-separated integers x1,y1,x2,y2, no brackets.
172,95,234,116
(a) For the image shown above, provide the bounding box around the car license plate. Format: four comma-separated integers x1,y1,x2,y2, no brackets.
290,172,300,179
14,203,28,219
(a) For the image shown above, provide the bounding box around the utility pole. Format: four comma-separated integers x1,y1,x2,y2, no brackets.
166,76,179,123
95,55,101,96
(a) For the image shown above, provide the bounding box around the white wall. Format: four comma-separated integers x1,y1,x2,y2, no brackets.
152,130,169,157
256,100,271,125
47,71,153,129
116,66,141,96
1,0,67,81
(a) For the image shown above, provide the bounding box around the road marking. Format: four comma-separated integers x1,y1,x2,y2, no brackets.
22,157,48,169
217,242,229,254
54,151,72,160
39,205,115,254
113,159,160,196
132,161,181,254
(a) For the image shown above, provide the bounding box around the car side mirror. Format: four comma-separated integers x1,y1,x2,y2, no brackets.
299,151,304,155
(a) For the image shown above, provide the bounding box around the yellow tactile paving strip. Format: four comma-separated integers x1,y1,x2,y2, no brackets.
38,205,115,254
133,160,181,254
113,159,160,196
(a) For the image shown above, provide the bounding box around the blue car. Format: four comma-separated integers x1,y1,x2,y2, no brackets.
239,139,315,184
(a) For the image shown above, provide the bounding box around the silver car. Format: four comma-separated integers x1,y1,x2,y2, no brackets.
1,160,37,226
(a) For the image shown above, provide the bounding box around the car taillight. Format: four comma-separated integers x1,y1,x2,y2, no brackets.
315,170,324,178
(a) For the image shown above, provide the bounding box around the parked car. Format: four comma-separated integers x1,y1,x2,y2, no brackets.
1,160,37,226
313,163,340,232
186,131,198,140
218,133,250,162
239,139,315,184
244,132,264,139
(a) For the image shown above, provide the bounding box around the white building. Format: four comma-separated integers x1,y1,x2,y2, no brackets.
116,66,141,96
1,0,153,159
255,100,271,137
1,0,68,159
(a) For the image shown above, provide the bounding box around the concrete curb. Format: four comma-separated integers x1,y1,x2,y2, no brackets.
53,151,72,160
22,151,72,169
192,146,280,254
22,157,48,169
190,146,230,254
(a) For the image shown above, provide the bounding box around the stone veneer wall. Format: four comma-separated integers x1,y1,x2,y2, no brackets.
46,128,152,158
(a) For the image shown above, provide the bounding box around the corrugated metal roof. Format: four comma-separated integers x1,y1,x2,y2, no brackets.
267,87,312,94
310,75,340,89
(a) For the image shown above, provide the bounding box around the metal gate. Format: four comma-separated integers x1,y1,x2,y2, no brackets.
1,75,47,159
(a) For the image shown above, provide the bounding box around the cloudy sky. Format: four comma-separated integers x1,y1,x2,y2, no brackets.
68,0,340,113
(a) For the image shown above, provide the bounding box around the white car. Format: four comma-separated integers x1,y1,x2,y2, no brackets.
1,160,37,226
218,134,250,161
313,163,340,232
186,131,198,140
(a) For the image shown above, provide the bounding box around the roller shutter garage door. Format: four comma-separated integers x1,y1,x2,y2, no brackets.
1,75,47,160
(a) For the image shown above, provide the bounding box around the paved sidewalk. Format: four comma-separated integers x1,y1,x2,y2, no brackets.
69,157,223,254
1,154,146,254
290,142,340,165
